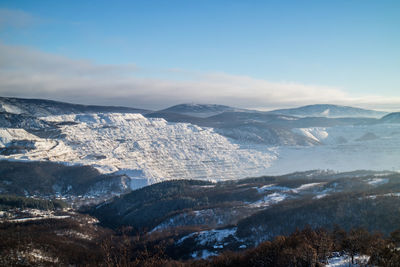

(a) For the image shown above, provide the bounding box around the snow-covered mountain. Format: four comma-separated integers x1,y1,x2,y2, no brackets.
0,96,149,116
158,103,247,118
1,96,400,195
0,112,277,189
269,104,387,118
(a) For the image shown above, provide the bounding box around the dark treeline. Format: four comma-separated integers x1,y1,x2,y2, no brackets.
0,161,129,198
2,218,400,266
197,227,400,267
88,179,263,231
0,217,108,266
102,226,400,267
0,195,67,210
237,192,400,241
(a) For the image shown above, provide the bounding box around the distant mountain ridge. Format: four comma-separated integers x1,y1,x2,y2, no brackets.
1,96,400,188
158,103,248,118
381,112,400,123
0,97,389,119
0,96,397,148
0,97,150,116
269,104,387,118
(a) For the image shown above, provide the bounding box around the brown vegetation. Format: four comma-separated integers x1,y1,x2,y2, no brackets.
3,216,400,267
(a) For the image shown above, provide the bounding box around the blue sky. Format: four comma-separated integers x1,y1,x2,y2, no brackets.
0,0,399,110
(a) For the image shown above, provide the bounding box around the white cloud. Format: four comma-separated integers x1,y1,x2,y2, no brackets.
0,43,399,111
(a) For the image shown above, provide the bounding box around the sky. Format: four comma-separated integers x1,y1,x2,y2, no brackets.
0,0,399,110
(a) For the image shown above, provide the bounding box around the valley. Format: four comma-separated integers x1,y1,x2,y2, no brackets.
1,97,399,191
1,96,400,265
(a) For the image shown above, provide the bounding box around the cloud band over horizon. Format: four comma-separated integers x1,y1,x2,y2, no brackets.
0,43,399,111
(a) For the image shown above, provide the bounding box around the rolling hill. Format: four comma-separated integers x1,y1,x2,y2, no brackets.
269,104,387,118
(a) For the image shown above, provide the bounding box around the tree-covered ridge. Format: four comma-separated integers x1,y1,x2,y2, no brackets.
0,195,67,210
0,160,128,197
90,171,400,238
237,192,400,240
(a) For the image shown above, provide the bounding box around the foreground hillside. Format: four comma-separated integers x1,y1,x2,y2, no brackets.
3,211,399,266
3,216,399,266
2,170,400,266
86,170,400,260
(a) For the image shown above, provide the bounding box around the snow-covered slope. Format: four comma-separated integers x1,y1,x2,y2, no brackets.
2,111,400,189
1,97,400,192
0,113,277,188
0,128,40,146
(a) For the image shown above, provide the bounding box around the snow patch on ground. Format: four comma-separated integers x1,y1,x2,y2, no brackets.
291,182,323,193
28,249,59,263
255,184,291,193
326,253,370,266
5,215,70,223
367,192,400,199
367,178,389,186
313,187,334,199
178,228,238,246
292,128,329,143
250,192,287,208
191,250,218,259
256,183,323,195
0,103,24,114
0,128,39,147
314,193,329,199
56,230,93,240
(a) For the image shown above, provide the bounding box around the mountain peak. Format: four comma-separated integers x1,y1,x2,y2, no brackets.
159,103,247,118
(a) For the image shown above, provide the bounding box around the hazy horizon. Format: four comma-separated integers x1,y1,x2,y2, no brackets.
1,94,398,113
